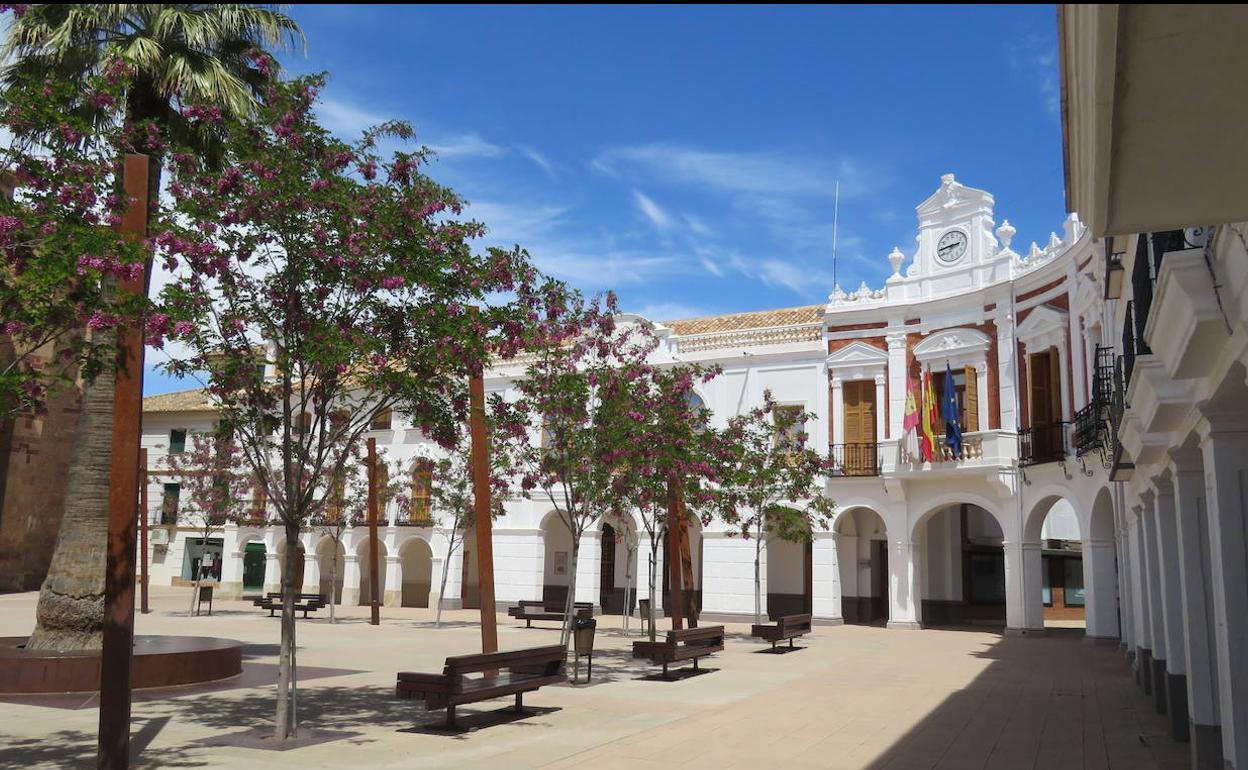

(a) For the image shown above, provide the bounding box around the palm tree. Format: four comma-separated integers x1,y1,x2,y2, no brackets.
6,4,303,651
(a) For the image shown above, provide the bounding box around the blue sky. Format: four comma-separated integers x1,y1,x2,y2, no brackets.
145,5,1064,395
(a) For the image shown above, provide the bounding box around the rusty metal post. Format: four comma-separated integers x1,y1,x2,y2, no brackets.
470,364,498,655
139,449,149,615
666,475,684,630
367,437,380,626
98,153,149,770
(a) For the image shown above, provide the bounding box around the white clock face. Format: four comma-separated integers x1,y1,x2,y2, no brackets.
936,230,968,264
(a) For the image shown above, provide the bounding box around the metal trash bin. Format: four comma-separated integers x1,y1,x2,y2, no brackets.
572,615,596,683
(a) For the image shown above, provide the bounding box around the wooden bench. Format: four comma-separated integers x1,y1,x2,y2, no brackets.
396,645,567,728
256,593,327,619
751,613,812,650
507,600,593,628
632,626,725,679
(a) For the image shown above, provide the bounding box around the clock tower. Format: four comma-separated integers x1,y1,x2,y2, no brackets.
909,173,999,279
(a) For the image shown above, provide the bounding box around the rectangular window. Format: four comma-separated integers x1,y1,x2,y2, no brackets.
169,429,187,454
930,371,966,434
1063,557,1085,607
161,483,181,525
370,408,393,431
410,458,433,524
1041,555,1053,606
773,404,806,453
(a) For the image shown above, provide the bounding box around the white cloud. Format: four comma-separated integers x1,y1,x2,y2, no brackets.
429,132,506,159
758,259,833,297
684,213,713,236
699,257,724,277
519,146,556,177
316,97,387,138
633,190,674,231
631,301,708,323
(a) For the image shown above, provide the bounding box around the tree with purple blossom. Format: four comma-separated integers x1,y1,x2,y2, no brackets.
154,74,569,740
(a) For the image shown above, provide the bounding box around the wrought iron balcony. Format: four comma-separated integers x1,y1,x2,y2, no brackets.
829,443,881,477
1019,421,1069,467
1073,403,1103,457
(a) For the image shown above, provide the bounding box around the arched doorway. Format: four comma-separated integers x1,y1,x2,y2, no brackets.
400,537,434,608
315,537,345,603
835,508,889,623
1024,496,1087,629
540,513,574,607
600,517,638,614
240,539,266,593
357,539,388,606
917,503,1005,627
766,532,811,619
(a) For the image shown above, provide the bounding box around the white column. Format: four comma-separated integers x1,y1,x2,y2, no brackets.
1056,342,1072,422
1170,447,1222,760
1115,493,1137,652
219,524,244,598
1199,420,1248,769
1130,513,1154,692
1067,265,1086,410
830,376,844,447
1083,535,1120,640
886,331,908,438
429,555,446,609
1004,539,1043,633
873,374,887,443
1141,490,1168,712
996,309,1018,432
301,549,321,595
383,554,402,607
263,552,281,594
811,363,829,456
1152,474,1190,739
886,538,921,629
342,553,361,606
575,530,601,607
812,531,842,622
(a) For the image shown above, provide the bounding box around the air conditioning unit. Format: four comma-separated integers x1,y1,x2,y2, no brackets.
150,528,170,547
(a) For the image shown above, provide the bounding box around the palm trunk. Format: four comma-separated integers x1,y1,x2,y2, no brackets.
275,525,300,739
25,356,114,651
559,538,580,648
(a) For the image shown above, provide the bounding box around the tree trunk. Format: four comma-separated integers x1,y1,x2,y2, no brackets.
754,536,763,626
274,525,299,739
621,542,633,632
435,530,455,628
329,547,337,624
25,357,114,651
648,542,659,642
559,538,580,648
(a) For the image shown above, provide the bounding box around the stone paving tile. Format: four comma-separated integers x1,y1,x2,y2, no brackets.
0,590,1190,770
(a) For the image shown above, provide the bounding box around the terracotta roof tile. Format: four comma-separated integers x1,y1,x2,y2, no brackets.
661,305,824,336
142,388,216,413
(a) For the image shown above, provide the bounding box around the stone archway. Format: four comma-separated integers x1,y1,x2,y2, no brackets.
1024,495,1088,630
274,538,305,592
1083,486,1120,640
914,503,1006,627
540,512,574,607
835,507,890,624
600,515,638,615
399,537,434,608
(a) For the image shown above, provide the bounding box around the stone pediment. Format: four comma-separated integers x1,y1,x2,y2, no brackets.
1016,305,1068,352
916,173,994,220
826,341,888,367
913,328,991,365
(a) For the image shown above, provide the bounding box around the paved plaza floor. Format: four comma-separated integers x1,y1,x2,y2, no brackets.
0,588,1188,769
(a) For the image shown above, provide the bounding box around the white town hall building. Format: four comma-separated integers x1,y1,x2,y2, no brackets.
141,173,1112,639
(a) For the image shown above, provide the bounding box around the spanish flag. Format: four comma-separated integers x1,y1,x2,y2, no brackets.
903,375,920,434
919,369,937,462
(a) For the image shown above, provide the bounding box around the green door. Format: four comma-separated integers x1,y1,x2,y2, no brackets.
243,543,266,591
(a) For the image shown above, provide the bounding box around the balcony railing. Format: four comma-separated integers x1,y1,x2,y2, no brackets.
829,443,881,477
395,511,434,527
1122,300,1140,383
1091,345,1114,407
1019,421,1069,467
1073,402,1103,456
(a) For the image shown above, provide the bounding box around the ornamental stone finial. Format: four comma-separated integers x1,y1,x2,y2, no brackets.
996,219,1016,251
888,246,905,276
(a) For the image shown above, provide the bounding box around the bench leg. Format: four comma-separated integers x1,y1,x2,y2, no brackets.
514,692,524,714
693,657,699,672
771,640,776,651
526,619,531,629
662,662,668,679
789,637,794,649
446,705,456,729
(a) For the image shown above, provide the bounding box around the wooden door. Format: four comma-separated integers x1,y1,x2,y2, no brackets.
1029,349,1062,457
600,523,617,612
842,381,877,474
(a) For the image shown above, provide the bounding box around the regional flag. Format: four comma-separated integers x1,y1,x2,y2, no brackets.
919,369,937,462
903,375,919,434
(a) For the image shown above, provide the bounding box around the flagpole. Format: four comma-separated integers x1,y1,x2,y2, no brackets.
832,180,840,290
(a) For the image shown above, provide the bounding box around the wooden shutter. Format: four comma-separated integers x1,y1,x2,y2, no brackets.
410,459,432,523
964,365,979,432
1048,347,1062,421
1030,352,1052,425
843,381,875,444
